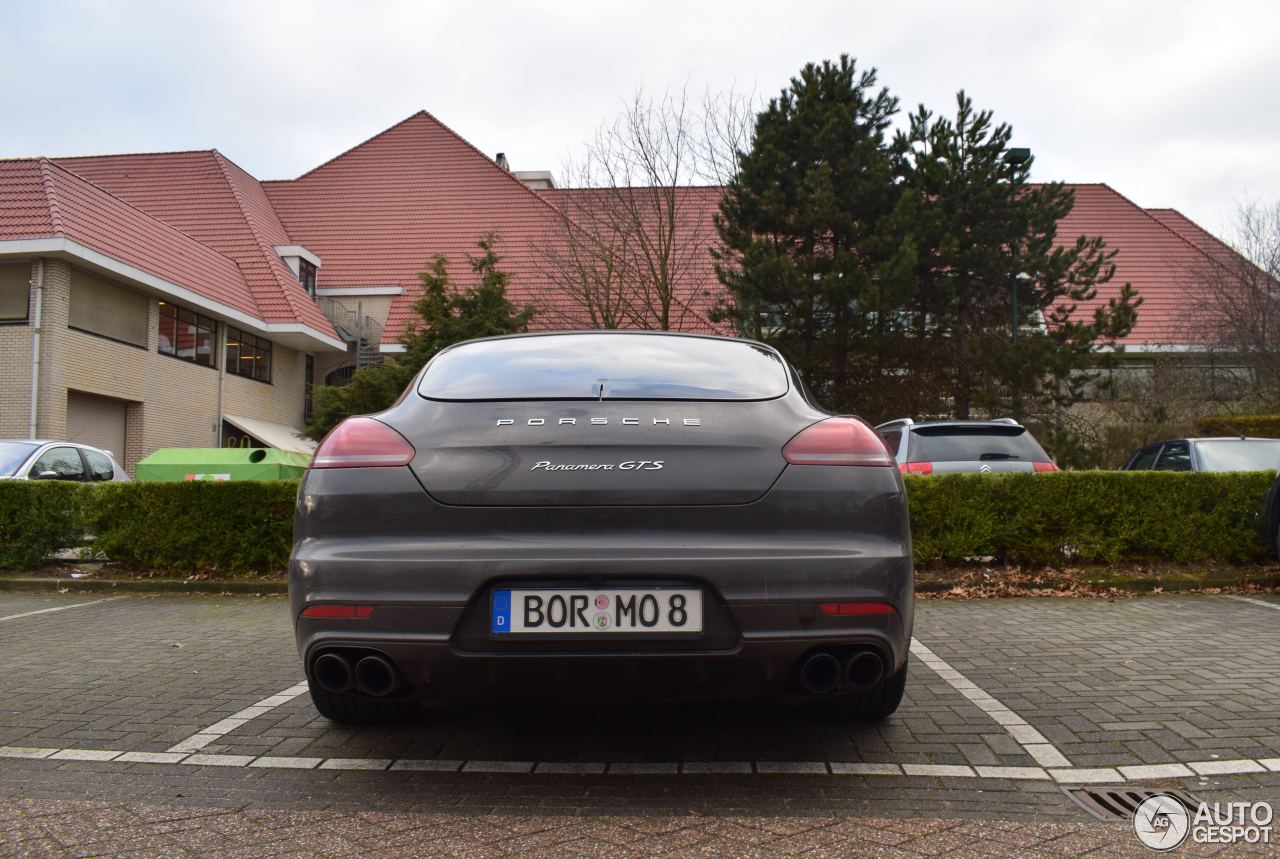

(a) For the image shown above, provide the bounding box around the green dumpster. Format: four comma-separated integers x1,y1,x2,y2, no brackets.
134,448,312,482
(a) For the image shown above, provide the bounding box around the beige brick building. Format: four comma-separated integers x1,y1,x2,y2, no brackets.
0,256,337,473
0,157,347,473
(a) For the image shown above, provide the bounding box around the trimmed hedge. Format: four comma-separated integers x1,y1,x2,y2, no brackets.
0,481,83,569
1194,414,1280,438
906,471,1273,566
80,481,298,574
0,473,1273,574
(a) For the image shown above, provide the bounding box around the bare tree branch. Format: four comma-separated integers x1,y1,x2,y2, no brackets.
535,85,759,331
1183,200,1280,406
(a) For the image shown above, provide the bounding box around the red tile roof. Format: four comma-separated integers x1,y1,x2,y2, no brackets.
1054,184,1218,345
0,158,259,318
3,112,1244,350
262,111,578,342
56,151,334,336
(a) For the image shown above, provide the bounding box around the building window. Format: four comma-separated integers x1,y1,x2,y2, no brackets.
70,269,149,346
226,327,272,383
299,259,317,298
157,301,216,367
0,262,29,323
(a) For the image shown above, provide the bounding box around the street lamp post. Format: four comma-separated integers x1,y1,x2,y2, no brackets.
1002,147,1032,420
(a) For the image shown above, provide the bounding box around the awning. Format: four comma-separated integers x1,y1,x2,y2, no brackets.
222,413,317,454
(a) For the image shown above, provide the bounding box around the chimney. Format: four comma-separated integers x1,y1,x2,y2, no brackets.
495,152,510,171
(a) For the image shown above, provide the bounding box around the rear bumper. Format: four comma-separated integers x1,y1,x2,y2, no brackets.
293,580,912,702
300,636,907,703
290,464,913,701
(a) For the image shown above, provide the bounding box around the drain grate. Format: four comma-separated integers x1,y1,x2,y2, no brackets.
1063,786,1202,822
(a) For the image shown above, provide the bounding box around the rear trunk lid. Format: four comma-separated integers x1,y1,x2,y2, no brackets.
393,400,794,506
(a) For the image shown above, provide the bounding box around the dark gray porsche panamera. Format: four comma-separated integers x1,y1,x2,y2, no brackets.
290,332,914,723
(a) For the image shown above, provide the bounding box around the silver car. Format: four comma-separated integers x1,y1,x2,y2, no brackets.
875,418,1059,475
0,440,129,482
291,332,914,724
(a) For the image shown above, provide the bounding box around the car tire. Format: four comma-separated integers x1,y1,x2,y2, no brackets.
809,655,908,722
306,677,415,724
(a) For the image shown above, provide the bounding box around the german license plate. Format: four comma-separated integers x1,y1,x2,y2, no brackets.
490,588,703,634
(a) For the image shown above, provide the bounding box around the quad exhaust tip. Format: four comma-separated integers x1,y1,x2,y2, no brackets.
798,652,843,695
312,652,353,693
843,650,884,691
313,651,400,697
797,648,886,695
353,654,398,697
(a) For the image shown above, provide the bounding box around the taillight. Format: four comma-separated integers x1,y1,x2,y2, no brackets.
819,602,896,616
782,418,894,466
1033,461,1059,472
301,605,375,619
899,462,934,475
311,417,415,468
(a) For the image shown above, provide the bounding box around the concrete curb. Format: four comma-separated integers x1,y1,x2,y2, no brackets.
0,577,287,595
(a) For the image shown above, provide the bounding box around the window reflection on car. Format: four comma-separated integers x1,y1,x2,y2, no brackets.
0,442,37,477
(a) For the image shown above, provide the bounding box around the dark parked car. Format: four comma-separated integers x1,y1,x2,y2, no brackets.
0,440,128,482
874,418,1059,475
291,332,914,724
1122,437,1280,472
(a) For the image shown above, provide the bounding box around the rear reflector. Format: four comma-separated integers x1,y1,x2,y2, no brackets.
301,605,375,619
819,602,896,616
311,417,414,468
783,418,894,466
1033,461,1060,472
900,462,934,474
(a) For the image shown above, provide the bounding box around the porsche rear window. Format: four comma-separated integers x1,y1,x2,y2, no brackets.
418,334,789,401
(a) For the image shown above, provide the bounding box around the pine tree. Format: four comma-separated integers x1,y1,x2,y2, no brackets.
305,235,535,439
716,59,1141,427
713,56,918,415
897,92,1141,420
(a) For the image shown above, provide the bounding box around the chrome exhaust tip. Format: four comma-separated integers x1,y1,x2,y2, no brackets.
843,650,885,691
353,654,398,697
798,651,842,695
312,652,353,693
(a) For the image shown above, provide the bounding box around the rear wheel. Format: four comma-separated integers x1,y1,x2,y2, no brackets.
809,655,908,722
307,677,416,724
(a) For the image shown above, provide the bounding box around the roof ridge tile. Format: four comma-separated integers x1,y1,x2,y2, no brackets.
210,151,334,331
35,158,65,235
274,110,565,218
283,111,431,181
1072,182,1217,265
50,157,247,267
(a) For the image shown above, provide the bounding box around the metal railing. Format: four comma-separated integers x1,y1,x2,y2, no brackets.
317,297,384,372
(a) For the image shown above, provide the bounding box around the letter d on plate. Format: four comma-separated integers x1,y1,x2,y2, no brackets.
491,589,511,634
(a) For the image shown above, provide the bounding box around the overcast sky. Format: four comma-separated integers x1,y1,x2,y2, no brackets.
2,0,1276,238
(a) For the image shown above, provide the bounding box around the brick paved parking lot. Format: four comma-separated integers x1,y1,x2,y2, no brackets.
0,592,1277,856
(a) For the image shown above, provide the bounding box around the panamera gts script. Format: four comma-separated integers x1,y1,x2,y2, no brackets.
496,418,702,426
529,460,665,471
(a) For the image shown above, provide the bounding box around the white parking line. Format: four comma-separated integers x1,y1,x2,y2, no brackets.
0,597,123,622
1227,595,1280,612
910,638,1074,769
8,743,1278,784
166,680,309,754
